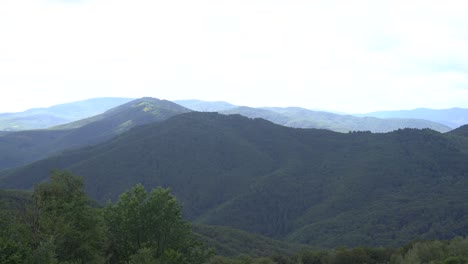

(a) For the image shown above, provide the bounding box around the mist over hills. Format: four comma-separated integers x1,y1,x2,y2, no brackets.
358,108,468,128
1,98,460,133
220,106,451,133
2,112,467,248
174,99,236,112
0,98,190,171
0,97,133,131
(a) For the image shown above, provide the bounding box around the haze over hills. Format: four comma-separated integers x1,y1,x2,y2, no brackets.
0,97,133,131
1,97,460,133
174,99,236,112
0,98,190,171
220,106,451,133
358,108,468,128
2,112,467,248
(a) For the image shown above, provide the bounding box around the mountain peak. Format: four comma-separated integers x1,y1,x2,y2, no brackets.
0,98,191,171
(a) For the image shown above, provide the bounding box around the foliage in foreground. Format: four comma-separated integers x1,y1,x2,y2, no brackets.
1,170,467,264
0,171,211,264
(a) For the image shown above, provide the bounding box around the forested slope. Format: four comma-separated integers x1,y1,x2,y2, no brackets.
0,98,190,171
1,112,467,247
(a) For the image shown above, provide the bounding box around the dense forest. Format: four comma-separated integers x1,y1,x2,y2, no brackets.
1,99,468,262
1,171,467,263
2,112,467,248
0,171,212,263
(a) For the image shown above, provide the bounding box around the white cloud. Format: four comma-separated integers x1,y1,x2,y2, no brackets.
1,0,468,113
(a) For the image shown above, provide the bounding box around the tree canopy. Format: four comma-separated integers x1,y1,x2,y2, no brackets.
0,171,211,264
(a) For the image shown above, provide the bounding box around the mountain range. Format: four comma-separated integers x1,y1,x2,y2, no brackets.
0,98,190,171
1,110,467,248
358,108,468,128
220,106,451,133
2,98,464,133
0,97,133,131
0,98,459,172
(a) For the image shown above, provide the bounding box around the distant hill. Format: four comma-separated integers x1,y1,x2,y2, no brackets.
2,112,467,248
221,106,451,133
174,99,237,112
172,100,451,132
0,97,133,131
358,108,468,128
0,98,190,171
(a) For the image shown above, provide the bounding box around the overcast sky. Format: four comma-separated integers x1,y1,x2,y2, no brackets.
1,0,468,113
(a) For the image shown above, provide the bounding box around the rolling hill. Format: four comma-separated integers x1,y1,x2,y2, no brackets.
0,97,190,171
1,112,467,248
221,106,451,133
358,107,468,128
173,100,451,132
0,97,133,131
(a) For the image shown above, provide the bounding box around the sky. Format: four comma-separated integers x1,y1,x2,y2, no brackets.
1,0,468,114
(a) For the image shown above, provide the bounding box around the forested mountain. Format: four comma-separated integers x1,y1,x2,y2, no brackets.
0,186,305,260
221,106,451,133
193,225,308,257
449,124,468,138
0,97,133,131
358,107,468,128
2,112,467,248
3,174,466,264
0,98,190,171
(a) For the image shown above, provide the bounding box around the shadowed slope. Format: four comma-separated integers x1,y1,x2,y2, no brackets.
1,113,467,248
0,98,190,171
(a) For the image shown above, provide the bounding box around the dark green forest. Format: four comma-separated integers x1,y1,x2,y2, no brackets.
2,113,467,248
0,171,212,263
1,171,467,264
1,99,468,262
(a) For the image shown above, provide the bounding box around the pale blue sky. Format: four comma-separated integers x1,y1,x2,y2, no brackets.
1,0,468,113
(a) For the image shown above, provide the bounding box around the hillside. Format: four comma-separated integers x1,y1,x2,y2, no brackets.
358,107,468,128
0,97,133,131
221,106,451,133
0,186,303,258
0,97,190,171
449,124,468,138
1,112,467,248
193,224,308,257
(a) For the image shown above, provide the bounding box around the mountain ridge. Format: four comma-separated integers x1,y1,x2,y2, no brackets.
1,112,467,248
0,97,190,171
0,97,134,131
358,107,468,128
221,106,451,133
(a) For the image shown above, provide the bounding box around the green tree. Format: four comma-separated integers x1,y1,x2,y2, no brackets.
104,183,212,264
0,220,33,264
31,170,105,263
